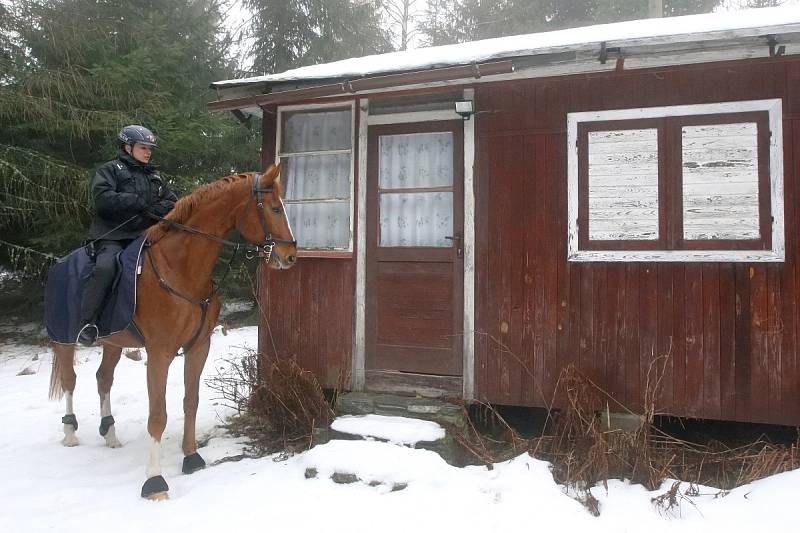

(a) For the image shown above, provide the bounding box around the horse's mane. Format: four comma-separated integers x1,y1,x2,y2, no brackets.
145,172,253,243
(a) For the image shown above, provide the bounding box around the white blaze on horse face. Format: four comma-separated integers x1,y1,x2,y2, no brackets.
280,197,294,240
61,392,78,447
146,437,162,479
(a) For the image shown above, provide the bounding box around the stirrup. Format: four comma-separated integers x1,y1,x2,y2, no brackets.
76,324,99,347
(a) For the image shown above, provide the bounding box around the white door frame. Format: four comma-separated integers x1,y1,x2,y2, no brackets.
352,89,476,400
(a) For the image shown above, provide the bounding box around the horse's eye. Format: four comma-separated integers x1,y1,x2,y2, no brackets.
271,207,281,214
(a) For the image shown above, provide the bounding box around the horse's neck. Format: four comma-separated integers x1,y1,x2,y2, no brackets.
154,180,247,291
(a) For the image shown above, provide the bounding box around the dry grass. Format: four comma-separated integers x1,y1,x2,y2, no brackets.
209,340,799,516
207,348,333,456
451,350,800,515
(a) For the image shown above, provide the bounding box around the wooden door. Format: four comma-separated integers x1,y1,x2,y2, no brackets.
365,121,464,376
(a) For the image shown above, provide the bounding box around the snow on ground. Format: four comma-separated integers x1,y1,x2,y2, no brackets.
332,414,446,445
0,326,798,533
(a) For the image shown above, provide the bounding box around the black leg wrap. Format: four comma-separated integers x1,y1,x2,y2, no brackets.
62,414,78,431
182,452,206,475
141,475,169,499
99,415,115,437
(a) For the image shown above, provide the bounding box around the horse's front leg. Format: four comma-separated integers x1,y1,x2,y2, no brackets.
96,345,123,448
50,343,79,446
141,350,174,501
181,336,211,475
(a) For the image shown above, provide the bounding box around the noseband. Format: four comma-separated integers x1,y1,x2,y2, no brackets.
244,172,297,262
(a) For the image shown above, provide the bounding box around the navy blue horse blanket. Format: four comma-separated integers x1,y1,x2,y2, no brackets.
45,236,147,345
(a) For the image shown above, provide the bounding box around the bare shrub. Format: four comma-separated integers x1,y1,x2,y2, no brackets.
451,335,800,516
207,348,333,456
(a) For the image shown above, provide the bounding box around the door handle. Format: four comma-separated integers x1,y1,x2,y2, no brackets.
444,233,463,258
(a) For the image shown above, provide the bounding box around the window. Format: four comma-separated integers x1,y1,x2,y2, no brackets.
278,104,354,253
378,131,455,247
567,99,784,262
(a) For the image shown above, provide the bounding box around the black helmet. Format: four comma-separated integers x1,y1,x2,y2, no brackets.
117,125,158,148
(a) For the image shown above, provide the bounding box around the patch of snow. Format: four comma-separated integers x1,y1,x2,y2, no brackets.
331,414,446,445
1,325,799,532
219,299,254,318
213,6,800,86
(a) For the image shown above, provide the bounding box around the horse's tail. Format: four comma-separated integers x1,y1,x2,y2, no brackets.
49,347,65,401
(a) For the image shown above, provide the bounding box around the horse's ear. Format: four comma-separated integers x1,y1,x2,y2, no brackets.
261,162,281,184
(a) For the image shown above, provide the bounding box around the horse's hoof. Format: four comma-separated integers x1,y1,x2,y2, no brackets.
61,433,79,447
105,435,123,448
182,452,206,474
141,475,169,500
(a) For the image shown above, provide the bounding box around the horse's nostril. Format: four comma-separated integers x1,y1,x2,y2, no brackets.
287,255,296,264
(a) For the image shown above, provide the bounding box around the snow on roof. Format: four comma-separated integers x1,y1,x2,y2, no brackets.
213,6,800,88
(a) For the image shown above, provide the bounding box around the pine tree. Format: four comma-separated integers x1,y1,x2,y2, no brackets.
242,0,393,75
0,0,258,273
419,0,741,46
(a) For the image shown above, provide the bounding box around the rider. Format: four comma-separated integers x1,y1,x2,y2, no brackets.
77,125,178,346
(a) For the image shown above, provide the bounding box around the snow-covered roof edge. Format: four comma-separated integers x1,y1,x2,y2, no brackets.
212,6,800,88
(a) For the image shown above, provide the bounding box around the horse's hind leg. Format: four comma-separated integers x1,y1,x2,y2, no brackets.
181,336,211,475
96,344,123,448
50,343,79,446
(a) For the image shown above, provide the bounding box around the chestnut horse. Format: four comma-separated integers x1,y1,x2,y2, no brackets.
48,164,296,500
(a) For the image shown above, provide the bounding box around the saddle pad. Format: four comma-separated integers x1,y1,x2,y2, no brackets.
45,236,147,344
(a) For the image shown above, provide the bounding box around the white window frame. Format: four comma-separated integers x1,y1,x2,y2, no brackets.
276,100,356,254
567,98,784,262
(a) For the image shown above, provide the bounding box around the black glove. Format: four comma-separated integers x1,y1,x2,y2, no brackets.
150,198,175,218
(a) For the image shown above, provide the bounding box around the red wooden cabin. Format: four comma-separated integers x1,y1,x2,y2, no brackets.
210,8,800,425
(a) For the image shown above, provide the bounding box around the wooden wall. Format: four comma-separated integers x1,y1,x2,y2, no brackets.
258,258,355,387
473,56,800,425
258,104,356,388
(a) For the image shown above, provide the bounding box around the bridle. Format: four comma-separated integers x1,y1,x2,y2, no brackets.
247,172,297,262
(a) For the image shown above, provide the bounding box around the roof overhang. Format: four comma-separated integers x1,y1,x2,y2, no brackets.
209,9,800,116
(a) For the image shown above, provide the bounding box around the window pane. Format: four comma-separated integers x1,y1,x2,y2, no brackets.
588,129,659,240
380,191,453,247
287,201,350,249
282,110,351,153
283,154,351,201
682,123,760,240
379,132,453,189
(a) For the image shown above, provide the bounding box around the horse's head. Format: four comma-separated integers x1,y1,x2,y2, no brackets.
240,164,297,270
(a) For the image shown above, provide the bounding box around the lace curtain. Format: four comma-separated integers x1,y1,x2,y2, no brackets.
378,132,454,247
281,110,352,249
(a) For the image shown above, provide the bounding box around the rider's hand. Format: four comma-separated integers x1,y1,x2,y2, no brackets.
150,199,175,218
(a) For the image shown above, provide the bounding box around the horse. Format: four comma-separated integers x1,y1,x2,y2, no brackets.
48,163,297,500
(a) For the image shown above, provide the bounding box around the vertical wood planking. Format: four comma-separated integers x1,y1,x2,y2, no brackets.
749,265,770,420
734,264,752,421
639,265,659,413
684,264,704,417
672,264,687,415
623,264,640,409
702,263,721,420
656,264,674,413
718,263,736,418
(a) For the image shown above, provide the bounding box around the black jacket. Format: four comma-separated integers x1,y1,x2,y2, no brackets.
87,151,178,240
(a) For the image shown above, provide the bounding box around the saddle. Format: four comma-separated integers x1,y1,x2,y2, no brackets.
45,236,147,345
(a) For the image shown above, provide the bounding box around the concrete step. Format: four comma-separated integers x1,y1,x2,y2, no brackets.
313,392,472,466
335,391,467,428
